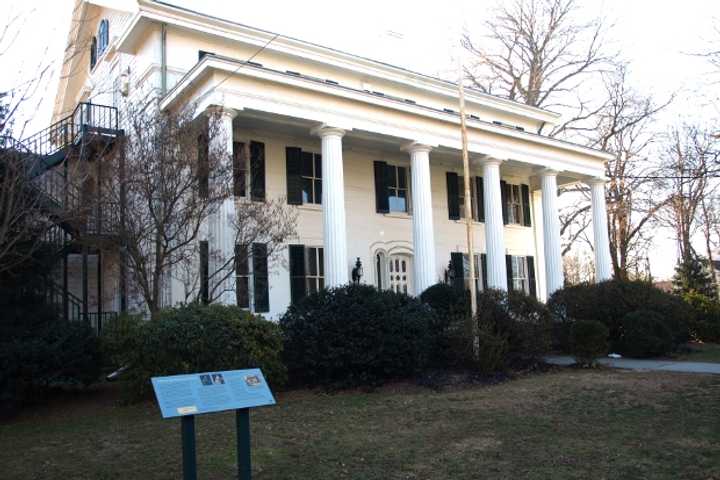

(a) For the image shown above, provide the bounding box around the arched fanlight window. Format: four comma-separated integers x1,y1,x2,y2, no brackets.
97,19,109,57
90,36,97,70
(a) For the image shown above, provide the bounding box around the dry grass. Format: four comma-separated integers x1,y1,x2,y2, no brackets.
1,369,719,480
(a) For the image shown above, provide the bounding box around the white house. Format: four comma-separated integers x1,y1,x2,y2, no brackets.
46,0,613,320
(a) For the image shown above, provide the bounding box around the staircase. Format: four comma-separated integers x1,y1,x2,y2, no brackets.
2,102,124,330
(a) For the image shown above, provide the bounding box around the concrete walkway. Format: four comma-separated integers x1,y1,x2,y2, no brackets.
545,355,720,375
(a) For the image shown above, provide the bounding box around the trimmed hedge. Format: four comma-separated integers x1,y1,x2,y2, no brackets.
549,280,691,356
682,291,720,343
110,304,286,400
280,284,434,388
618,310,674,358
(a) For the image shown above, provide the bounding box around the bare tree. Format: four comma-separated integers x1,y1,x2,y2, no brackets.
462,0,615,136
658,125,720,264
99,101,297,318
700,196,719,296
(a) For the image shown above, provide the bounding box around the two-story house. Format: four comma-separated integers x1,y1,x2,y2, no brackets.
45,0,613,320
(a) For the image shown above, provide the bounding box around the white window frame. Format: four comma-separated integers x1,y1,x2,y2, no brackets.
388,164,411,213
462,253,482,293
458,176,479,221
507,184,524,225
511,256,530,294
305,246,324,294
301,151,322,205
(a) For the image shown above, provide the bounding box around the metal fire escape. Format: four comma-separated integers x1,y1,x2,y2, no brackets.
1,102,125,332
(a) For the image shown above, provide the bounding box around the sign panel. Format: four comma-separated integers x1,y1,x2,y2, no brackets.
151,368,275,418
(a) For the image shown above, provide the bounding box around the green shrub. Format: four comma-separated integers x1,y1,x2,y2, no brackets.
421,283,472,368
475,322,509,374
570,320,609,366
0,296,102,412
549,280,691,354
682,291,720,343
121,304,286,400
476,289,552,368
100,313,143,370
618,310,674,358
280,284,434,388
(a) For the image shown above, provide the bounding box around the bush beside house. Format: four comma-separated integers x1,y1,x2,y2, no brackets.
280,284,434,388
105,304,286,400
548,280,692,358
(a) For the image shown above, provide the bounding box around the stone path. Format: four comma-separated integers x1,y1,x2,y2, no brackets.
545,355,720,375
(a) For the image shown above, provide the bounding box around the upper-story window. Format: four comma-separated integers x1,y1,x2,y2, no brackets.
387,165,409,213
90,36,97,70
301,151,322,204
97,19,109,57
373,161,411,214
500,182,532,227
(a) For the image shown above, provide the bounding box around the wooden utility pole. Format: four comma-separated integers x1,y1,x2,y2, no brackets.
457,41,478,354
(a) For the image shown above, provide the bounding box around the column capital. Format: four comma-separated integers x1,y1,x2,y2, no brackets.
479,157,505,167
311,124,346,138
401,142,433,154
205,105,238,119
585,176,608,186
537,167,560,177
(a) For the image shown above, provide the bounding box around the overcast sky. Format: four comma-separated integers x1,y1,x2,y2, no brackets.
4,0,720,279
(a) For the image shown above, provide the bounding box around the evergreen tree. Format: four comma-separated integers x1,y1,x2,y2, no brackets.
672,253,717,298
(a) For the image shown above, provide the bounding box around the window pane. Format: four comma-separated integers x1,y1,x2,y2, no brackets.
302,177,313,204
307,279,318,294
314,179,322,204
397,167,407,188
307,248,317,276
318,248,324,276
318,277,324,290
388,167,398,188
314,154,322,178
389,194,406,212
301,152,314,177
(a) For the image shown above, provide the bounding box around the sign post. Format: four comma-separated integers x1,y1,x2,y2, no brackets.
151,369,275,480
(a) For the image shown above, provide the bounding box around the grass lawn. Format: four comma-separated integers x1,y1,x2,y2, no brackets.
677,342,720,363
1,369,719,480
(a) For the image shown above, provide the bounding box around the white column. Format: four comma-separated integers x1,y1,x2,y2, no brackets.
540,169,564,295
404,142,436,294
313,125,349,287
209,107,237,304
483,159,507,290
588,178,613,282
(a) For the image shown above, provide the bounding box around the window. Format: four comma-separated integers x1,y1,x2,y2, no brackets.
388,254,412,294
305,247,324,294
235,244,250,308
199,240,209,304
375,252,385,289
97,19,109,57
301,151,322,204
463,253,482,293
457,176,478,221
235,243,269,312
388,165,409,213
90,37,97,70
508,184,522,224
502,182,531,226
233,141,247,197
506,255,536,297
511,256,528,293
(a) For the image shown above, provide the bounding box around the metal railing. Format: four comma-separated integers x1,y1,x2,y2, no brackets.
88,311,119,334
86,200,120,236
21,102,120,160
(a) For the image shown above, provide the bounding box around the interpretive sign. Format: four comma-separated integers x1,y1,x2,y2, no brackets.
151,368,275,418
151,368,275,480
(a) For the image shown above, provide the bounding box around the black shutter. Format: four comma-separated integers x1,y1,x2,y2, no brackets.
200,240,209,304
480,253,488,291
476,176,485,222
252,243,269,312
250,141,265,201
505,254,513,292
286,147,303,205
289,244,306,304
446,172,460,220
233,142,246,197
235,244,249,308
521,184,532,226
527,256,537,298
373,161,390,213
500,180,509,225
450,252,464,291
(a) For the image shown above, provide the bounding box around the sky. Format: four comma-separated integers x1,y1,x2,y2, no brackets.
3,0,720,280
